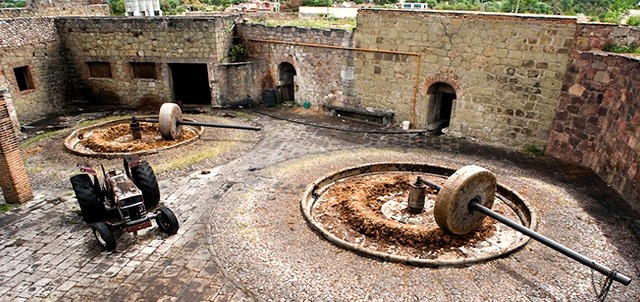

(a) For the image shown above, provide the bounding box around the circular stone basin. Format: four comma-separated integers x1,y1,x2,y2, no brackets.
301,163,536,267
64,116,204,158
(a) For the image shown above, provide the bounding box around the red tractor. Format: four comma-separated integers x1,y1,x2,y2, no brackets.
70,155,179,251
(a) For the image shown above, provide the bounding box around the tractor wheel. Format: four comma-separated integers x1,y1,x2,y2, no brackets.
130,161,160,210
70,174,106,223
156,207,179,235
92,222,116,251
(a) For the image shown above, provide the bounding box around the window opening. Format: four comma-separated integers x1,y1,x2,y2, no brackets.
87,62,112,78
131,62,156,79
13,66,34,91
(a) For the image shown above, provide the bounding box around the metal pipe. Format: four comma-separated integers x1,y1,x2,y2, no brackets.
247,38,420,56
421,180,631,285
139,119,261,131
469,200,632,286
177,120,261,131
411,53,422,127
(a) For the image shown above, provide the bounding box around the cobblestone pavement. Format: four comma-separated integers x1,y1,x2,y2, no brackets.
1,108,639,301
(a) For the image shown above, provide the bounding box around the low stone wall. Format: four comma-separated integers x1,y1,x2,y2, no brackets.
547,51,640,210
0,17,67,123
0,4,110,18
575,23,640,51
239,23,355,107
216,61,265,106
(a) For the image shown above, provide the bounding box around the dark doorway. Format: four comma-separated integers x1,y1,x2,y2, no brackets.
277,62,296,102
426,82,456,131
169,63,211,104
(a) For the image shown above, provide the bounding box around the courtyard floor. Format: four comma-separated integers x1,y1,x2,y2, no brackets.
0,106,639,301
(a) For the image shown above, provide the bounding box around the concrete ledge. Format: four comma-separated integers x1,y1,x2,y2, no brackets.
325,105,394,125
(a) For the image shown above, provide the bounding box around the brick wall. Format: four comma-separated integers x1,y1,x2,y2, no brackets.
56,16,236,107
0,94,33,204
547,51,640,210
354,9,576,148
239,23,355,107
0,18,68,123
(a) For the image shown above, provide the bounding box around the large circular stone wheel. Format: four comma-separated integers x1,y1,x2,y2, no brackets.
159,103,183,140
434,165,497,235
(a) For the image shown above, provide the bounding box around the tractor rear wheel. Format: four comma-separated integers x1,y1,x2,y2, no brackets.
131,161,161,210
70,174,106,223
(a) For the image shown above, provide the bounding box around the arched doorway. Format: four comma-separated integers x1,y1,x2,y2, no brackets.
425,82,456,131
277,62,296,102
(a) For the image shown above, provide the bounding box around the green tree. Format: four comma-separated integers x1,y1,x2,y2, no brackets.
109,0,125,15
302,0,334,6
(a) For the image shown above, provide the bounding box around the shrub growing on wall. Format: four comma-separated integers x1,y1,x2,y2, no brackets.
228,44,246,62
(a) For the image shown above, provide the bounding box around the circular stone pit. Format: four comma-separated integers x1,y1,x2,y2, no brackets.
302,162,536,266
64,117,204,158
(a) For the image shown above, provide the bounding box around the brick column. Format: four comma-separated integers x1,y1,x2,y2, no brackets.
0,94,33,204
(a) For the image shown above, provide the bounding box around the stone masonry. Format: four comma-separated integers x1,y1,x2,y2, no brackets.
0,17,68,123
55,16,236,108
574,23,640,51
239,24,355,107
0,95,33,204
1,7,639,209
354,9,576,149
547,51,640,210
0,0,110,19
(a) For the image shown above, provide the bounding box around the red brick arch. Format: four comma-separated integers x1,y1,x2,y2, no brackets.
420,74,463,96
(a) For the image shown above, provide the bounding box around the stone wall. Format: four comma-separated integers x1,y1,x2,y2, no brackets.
547,51,640,210
0,1,109,19
574,23,640,51
216,61,265,106
56,16,236,107
354,9,576,148
239,23,355,107
0,17,67,124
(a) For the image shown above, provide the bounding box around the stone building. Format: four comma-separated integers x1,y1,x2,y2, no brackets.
0,3,639,209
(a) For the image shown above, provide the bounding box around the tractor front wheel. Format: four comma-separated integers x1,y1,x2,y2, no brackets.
156,207,179,235
92,222,116,251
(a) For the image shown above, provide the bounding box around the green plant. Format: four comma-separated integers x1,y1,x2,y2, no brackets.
20,130,61,150
0,203,16,213
628,16,640,26
228,44,246,63
603,43,640,54
524,144,545,156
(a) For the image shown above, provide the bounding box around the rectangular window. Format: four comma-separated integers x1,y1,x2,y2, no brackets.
87,62,112,78
131,62,156,79
14,66,35,91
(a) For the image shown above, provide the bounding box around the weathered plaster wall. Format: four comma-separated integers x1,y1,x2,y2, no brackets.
355,9,576,148
216,61,265,106
548,52,640,210
0,18,67,124
55,16,236,107
239,24,355,107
